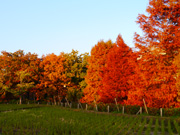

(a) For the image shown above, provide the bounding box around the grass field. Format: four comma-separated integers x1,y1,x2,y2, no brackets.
0,104,180,135
0,104,42,112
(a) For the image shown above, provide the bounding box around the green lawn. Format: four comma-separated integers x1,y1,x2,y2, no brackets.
0,105,179,135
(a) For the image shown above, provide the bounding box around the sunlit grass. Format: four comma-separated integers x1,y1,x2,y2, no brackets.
0,105,179,135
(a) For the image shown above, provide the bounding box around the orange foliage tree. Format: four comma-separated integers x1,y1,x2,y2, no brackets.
0,50,41,103
39,53,69,104
174,52,180,105
127,50,178,108
0,51,15,101
127,0,180,108
98,35,135,104
24,52,42,102
81,40,114,103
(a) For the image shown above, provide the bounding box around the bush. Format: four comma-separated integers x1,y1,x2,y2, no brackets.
70,102,78,108
108,103,118,112
87,104,94,111
76,102,180,117
81,103,86,109
6,99,18,104
164,108,180,117
97,102,108,112
124,105,140,114
147,107,160,116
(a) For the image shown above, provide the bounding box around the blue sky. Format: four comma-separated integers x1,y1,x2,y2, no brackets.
0,0,149,57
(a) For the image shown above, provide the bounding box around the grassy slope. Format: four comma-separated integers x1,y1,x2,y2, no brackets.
0,105,179,135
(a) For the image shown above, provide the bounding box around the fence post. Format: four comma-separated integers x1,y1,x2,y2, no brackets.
94,100,98,111
95,104,98,111
122,106,124,114
65,98,71,107
136,107,142,115
70,103,72,108
143,98,148,114
86,104,88,110
114,98,119,112
140,107,142,114
77,103,79,109
78,100,83,109
107,105,110,113
160,108,163,117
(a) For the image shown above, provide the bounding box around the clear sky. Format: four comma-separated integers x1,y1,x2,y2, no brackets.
0,0,149,57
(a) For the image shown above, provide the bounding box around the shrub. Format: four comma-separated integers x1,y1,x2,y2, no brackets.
97,102,108,112
124,105,140,114
87,104,94,111
164,108,180,117
147,107,160,116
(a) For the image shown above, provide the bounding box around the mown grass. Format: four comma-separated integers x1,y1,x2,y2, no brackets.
0,105,180,135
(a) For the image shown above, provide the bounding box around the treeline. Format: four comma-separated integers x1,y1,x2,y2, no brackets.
1,0,180,108
0,50,89,105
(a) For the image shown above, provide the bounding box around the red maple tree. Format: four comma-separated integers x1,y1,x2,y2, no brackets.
98,35,135,104
81,40,114,103
127,0,180,108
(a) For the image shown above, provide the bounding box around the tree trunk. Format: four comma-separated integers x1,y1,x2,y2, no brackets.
34,93,36,104
58,95,61,104
78,100,83,109
54,96,56,105
19,95,22,105
65,97,70,107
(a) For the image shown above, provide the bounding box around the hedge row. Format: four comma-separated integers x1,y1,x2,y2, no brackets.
73,102,180,117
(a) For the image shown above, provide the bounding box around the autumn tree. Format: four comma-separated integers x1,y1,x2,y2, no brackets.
64,50,89,102
98,35,135,104
135,0,180,57
0,50,27,101
128,0,180,108
24,52,42,102
15,70,34,104
0,50,41,103
174,52,180,105
81,40,114,103
39,53,68,104
0,67,11,101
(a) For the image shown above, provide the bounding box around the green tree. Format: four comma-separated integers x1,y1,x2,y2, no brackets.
0,71,11,101
64,50,89,102
15,70,34,104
